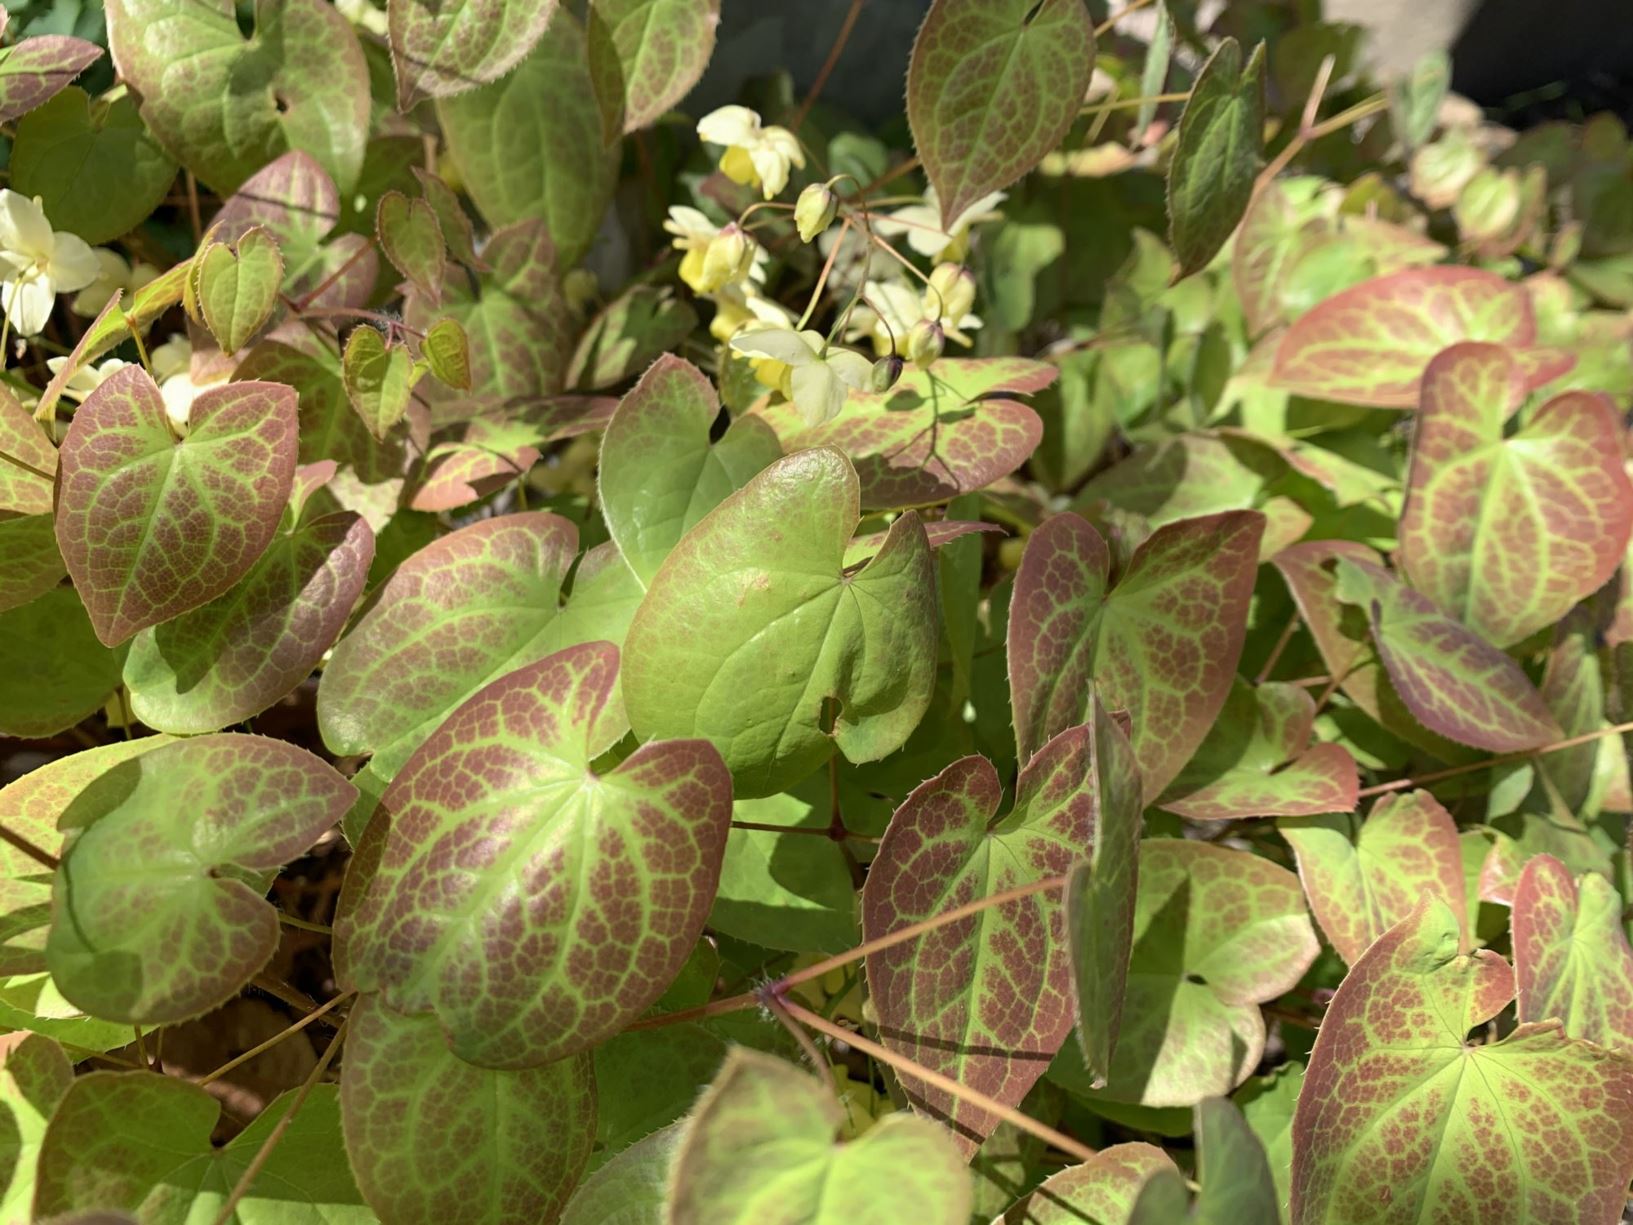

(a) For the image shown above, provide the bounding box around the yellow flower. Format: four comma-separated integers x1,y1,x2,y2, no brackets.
875,187,1006,261
730,326,872,426
848,279,982,356
707,283,792,344
696,105,806,199
664,206,765,294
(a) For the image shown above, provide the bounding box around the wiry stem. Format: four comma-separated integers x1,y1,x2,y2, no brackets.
200,991,354,1087
1357,720,1633,799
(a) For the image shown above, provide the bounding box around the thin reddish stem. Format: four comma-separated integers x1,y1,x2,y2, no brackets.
1357,720,1633,799
792,0,864,133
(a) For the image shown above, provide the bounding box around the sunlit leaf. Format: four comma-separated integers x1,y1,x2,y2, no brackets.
588,0,719,139
1513,853,1633,1053
1167,38,1265,279
0,33,99,124
342,324,420,440
389,0,558,111
0,1034,72,1223
0,388,55,517
421,317,472,391
0,588,125,738
996,1142,1177,1224
376,189,445,303
195,226,284,355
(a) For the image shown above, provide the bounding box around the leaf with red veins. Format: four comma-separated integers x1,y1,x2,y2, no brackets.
1513,854,1633,1054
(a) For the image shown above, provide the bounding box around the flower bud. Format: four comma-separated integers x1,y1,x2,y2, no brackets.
699,224,755,292
924,262,976,324
905,318,944,368
795,182,839,243
869,353,904,393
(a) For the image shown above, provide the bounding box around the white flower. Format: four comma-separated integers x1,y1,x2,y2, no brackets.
144,335,222,433
149,335,192,381
0,190,99,336
335,0,388,37
707,282,794,343
848,279,982,355
730,327,872,427
45,356,133,404
696,105,805,199
874,188,1006,260
71,249,158,318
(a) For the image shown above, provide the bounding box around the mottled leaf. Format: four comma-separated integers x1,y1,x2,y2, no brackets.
389,0,558,110
569,284,698,391
562,1122,681,1225
0,1034,72,1224
906,0,1095,228
55,367,297,646
377,189,445,303
1398,343,1633,647
0,588,124,738
623,448,938,798
123,509,373,734
342,324,420,439
668,1048,973,1225
340,996,594,1223
0,388,55,516
601,354,781,586
996,1142,1177,1224
750,357,1051,511
105,0,369,194
1008,509,1264,797
45,734,353,1023
1282,791,1468,966
1102,840,1318,1107
1513,854,1633,1053
1167,38,1265,279
438,10,617,267
1270,266,1572,407
410,420,538,512
1290,899,1633,1225
0,34,99,124
588,0,719,139
421,317,472,390
0,515,65,614
195,226,284,355
339,643,731,1066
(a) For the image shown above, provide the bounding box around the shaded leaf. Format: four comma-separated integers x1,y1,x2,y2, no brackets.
195,227,284,355
1167,38,1266,279
996,1142,1178,1224
0,34,99,124
0,1034,73,1224
0,388,56,516
562,1122,681,1225
1513,853,1633,1053
389,0,558,110
569,285,698,391
342,324,420,440
588,0,719,139
0,515,65,615
421,317,472,390
0,588,124,738
1134,3,1175,143
376,189,445,303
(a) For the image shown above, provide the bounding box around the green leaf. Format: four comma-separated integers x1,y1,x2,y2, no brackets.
864,699,1139,1151
569,285,699,391
104,0,369,194
195,227,284,355
562,1122,681,1225
1270,266,1572,407
1281,792,1469,966
587,0,719,139
1008,510,1264,798
601,354,781,586
342,324,421,439
1290,899,1633,1225
411,418,539,512
0,514,65,615
421,317,472,391
123,509,374,734
1398,343,1633,648
0,588,125,738
717,783,859,954
35,1074,371,1221
750,357,1051,511
996,1142,1178,1224
389,0,559,111
316,511,579,791
1389,49,1450,150
340,995,594,1223
45,735,353,1024
1513,853,1633,1053
623,448,939,798
1236,1063,1303,1223
55,367,298,647
1157,680,1358,821
667,1048,973,1224
1101,840,1318,1107
376,189,445,303
906,0,1096,229
209,150,352,300
0,1035,72,1223
0,387,56,516
0,34,99,124
1134,3,1175,143
9,86,177,245
1333,557,1562,752
594,1025,730,1162
1167,38,1266,280
0,974,137,1055
338,643,732,1066
437,10,617,267
1132,1098,1280,1224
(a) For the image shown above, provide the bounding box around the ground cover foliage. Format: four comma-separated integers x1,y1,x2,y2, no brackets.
2,0,1633,1221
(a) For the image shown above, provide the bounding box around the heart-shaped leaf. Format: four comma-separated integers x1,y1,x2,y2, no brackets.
123,508,374,734
55,366,298,646
588,0,719,139
1398,343,1633,648
1290,899,1633,1225
0,514,65,614
195,226,284,355
1157,680,1358,820
1270,266,1572,407
0,34,99,124
1281,791,1469,965
338,642,731,1066
1167,38,1266,279
750,358,1051,510
35,1074,371,1221
1333,557,1562,752
864,700,1140,1153
105,0,369,194
623,447,938,798
906,0,1095,229
388,0,559,111
342,324,421,439
569,284,698,391
340,996,594,1223
1101,840,1318,1107
601,354,781,586
1513,853,1633,1053
0,1034,73,1223
410,421,539,512
1008,509,1264,798
10,86,177,245
667,1048,973,1224
420,317,472,390
0,387,55,516
0,588,125,738
996,1142,1178,1224
376,189,445,302
46,734,354,1023
561,1122,682,1225
437,10,617,267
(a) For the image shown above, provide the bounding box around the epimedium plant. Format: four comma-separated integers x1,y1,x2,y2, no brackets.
1,0,1633,1221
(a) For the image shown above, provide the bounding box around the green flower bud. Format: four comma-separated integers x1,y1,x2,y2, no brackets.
869,353,904,393
905,319,944,368
795,182,839,243
923,262,976,324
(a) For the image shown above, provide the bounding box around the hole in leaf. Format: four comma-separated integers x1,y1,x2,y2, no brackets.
273,92,290,115
1185,972,1207,986
708,404,731,443
819,695,841,736
1022,0,1047,24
